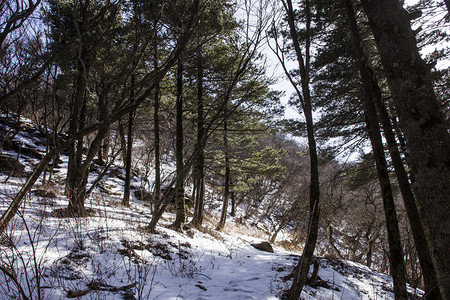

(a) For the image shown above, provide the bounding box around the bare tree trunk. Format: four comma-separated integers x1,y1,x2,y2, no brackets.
217,120,230,231
326,224,344,259
122,106,133,206
366,240,374,268
153,32,161,206
191,49,206,228
123,64,135,206
230,189,236,217
172,59,186,230
0,143,65,233
360,2,450,298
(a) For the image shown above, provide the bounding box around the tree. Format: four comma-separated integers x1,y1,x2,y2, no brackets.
0,0,41,47
305,0,441,294
216,119,230,231
0,0,201,232
270,0,321,297
360,1,450,298
190,48,206,227
0,0,43,107
352,5,440,296
344,1,441,296
47,0,189,216
343,1,408,297
172,59,186,230
153,28,162,206
147,0,274,231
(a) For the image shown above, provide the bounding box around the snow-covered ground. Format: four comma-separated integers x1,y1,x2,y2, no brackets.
0,116,424,299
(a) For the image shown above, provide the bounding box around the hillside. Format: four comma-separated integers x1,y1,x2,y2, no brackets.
0,116,425,299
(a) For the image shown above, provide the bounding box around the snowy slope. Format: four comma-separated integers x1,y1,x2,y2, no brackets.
0,116,424,299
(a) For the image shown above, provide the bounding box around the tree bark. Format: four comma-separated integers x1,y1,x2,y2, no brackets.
191,50,206,228
123,81,135,207
153,32,161,207
172,59,186,230
217,120,230,231
360,2,450,299
230,190,236,217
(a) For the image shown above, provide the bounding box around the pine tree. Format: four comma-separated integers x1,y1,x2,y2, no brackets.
360,2,450,298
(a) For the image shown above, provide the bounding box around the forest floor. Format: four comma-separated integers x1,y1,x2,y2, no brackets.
0,116,424,299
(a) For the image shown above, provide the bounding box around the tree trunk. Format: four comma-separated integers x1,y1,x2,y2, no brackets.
154,33,161,207
364,102,408,300
172,59,186,230
282,1,321,298
66,45,90,216
326,224,344,259
230,190,236,217
366,240,374,268
375,86,441,300
360,2,450,299
122,83,134,207
0,143,65,233
347,11,408,300
344,0,439,297
217,120,230,231
191,49,206,228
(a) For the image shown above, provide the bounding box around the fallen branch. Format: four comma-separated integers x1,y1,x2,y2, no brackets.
67,281,137,298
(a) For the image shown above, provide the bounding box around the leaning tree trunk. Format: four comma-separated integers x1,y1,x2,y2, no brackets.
362,99,408,300
344,0,439,297
374,78,441,299
360,2,450,299
326,224,344,260
172,59,186,230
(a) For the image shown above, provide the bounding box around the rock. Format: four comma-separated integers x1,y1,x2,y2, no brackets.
250,241,274,253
